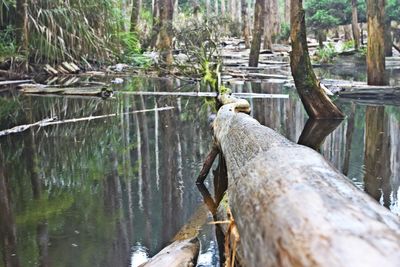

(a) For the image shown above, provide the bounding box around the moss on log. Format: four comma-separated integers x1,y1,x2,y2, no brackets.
212,98,400,267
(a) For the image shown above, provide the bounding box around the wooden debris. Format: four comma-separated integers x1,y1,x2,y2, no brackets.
0,80,32,86
118,91,289,99
211,94,400,266
139,238,200,267
0,107,174,137
44,64,58,75
18,85,113,98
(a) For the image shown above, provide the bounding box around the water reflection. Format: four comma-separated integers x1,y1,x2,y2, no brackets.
1,75,400,266
298,119,343,152
0,78,213,266
364,106,392,208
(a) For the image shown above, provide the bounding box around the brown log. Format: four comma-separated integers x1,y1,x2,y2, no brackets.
212,100,400,267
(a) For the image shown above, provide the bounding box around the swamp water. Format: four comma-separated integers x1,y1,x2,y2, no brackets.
0,73,399,267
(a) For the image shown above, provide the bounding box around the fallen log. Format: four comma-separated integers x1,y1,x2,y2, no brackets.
211,96,400,267
18,85,113,98
139,238,200,267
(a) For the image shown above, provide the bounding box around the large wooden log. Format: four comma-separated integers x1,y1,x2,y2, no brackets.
213,102,400,267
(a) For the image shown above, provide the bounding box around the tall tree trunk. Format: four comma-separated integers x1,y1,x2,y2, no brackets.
15,0,28,51
367,0,386,85
351,0,360,50
249,0,264,67
150,0,160,49
221,0,225,16
385,20,393,56
215,0,219,15
206,0,210,17
158,0,174,65
241,0,250,48
290,0,344,119
285,0,290,23
130,0,142,32
263,0,272,50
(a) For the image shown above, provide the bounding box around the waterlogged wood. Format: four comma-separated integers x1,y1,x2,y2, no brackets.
139,238,200,267
212,98,400,267
338,86,400,99
0,107,174,137
119,91,289,99
19,85,112,97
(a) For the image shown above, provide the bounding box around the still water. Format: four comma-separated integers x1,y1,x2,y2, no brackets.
0,73,399,266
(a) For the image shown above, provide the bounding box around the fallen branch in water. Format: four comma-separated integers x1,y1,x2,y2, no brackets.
118,91,289,99
0,107,174,137
0,80,33,86
0,117,57,137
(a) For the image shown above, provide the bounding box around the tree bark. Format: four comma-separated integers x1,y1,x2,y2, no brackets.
351,0,360,50
15,0,28,51
212,101,400,267
221,0,225,16
130,0,142,32
263,0,272,50
290,0,344,119
241,0,250,48
367,0,387,85
158,0,174,65
249,0,264,67
285,0,290,23
385,20,393,56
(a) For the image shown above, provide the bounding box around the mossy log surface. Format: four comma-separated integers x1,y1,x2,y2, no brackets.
213,98,400,267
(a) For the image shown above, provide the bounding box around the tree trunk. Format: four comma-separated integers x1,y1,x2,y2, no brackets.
158,0,174,65
344,24,352,41
241,0,250,48
130,0,142,32
367,0,386,85
15,0,28,51
285,0,290,24
215,0,219,15
290,0,344,119
221,0,225,16
263,0,272,50
249,0,264,67
212,101,400,267
206,0,210,17
351,0,360,50
385,20,393,56
149,0,160,49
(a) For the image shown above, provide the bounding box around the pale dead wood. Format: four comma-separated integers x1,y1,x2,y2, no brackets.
212,95,400,267
0,107,174,137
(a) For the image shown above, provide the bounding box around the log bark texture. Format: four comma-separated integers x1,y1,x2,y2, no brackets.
212,102,400,267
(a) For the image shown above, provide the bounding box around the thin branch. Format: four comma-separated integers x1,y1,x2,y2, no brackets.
0,107,174,137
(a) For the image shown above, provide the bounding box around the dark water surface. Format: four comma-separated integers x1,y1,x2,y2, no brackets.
0,72,399,266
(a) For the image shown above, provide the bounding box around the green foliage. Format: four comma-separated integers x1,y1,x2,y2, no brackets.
0,25,17,58
341,40,355,51
276,22,290,42
305,0,351,30
174,15,225,92
314,43,337,63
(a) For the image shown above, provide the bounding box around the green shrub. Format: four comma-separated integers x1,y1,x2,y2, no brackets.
314,43,337,63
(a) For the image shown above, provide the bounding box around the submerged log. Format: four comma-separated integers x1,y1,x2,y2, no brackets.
212,98,400,266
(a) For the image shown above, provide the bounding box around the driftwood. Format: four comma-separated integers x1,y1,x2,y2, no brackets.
139,238,200,267
18,85,113,98
0,80,32,86
211,95,400,267
119,91,289,99
0,107,174,137
338,86,400,99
